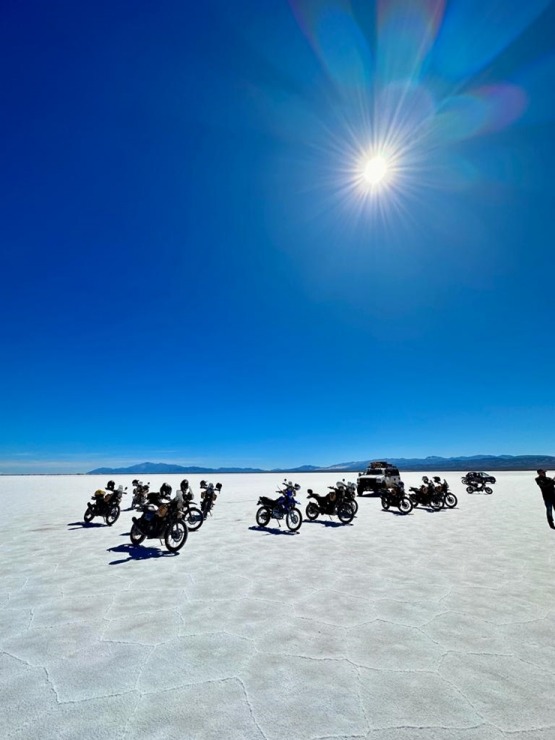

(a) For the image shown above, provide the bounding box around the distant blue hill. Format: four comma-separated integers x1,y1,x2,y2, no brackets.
87,455,555,475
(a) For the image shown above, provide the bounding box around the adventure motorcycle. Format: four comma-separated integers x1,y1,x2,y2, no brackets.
84,486,126,525
131,480,150,509
465,482,493,494
178,482,204,531
200,481,222,519
381,484,413,514
305,483,355,524
434,479,458,508
408,485,444,510
130,493,188,552
256,480,303,532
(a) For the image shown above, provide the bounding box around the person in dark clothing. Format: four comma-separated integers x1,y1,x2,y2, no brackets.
535,470,555,529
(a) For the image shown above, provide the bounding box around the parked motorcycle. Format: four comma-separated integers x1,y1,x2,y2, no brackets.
130,489,188,552
465,482,493,494
131,480,150,509
256,480,303,531
305,483,355,524
200,481,222,519
84,485,126,525
381,483,413,514
433,477,458,508
178,480,204,531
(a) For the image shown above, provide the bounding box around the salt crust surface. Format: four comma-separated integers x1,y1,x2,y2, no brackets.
1,471,553,739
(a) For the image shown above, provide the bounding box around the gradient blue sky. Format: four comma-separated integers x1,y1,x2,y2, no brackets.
2,0,555,473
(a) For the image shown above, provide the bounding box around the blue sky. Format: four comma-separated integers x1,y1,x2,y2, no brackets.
2,0,555,473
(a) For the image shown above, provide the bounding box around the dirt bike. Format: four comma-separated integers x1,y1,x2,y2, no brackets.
84,487,126,525
256,481,303,531
305,483,355,524
200,481,222,518
436,481,458,508
381,485,413,514
130,497,188,552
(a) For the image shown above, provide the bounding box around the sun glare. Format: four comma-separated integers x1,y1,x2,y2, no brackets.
363,155,389,186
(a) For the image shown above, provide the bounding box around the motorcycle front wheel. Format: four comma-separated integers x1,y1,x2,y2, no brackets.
381,496,390,510
430,497,443,511
305,502,319,520
286,508,302,532
337,503,354,524
130,522,146,545
84,506,94,523
185,506,204,531
164,520,188,552
256,506,271,527
444,493,458,508
398,497,413,514
105,505,120,526
485,487,493,494
348,499,359,515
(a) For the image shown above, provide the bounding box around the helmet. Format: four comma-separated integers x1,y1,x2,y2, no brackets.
422,476,429,483
180,479,189,491
200,480,207,488
106,480,115,491
160,483,172,496
132,479,139,486
433,476,441,482
216,482,222,490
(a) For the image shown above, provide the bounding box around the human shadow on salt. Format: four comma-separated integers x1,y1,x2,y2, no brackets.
248,525,298,536
67,521,105,529
107,543,179,564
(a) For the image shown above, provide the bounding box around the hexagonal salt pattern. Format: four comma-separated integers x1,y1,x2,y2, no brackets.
2,471,555,739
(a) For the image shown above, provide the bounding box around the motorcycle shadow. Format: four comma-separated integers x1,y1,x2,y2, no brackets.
107,543,179,564
304,519,349,528
248,525,298,536
380,509,414,516
67,521,105,529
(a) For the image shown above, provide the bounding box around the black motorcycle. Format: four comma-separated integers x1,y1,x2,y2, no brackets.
381,484,413,514
200,481,222,518
256,481,303,532
130,496,188,552
131,480,150,509
179,483,204,531
305,484,355,524
84,486,126,525
465,482,493,494
408,485,444,510
435,479,458,508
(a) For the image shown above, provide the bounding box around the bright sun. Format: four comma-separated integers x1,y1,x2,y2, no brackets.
363,155,389,186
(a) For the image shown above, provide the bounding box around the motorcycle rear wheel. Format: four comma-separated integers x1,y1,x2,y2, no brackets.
444,493,458,508
430,497,443,511
84,506,94,523
256,506,271,527
164,520,188,552
130,522,146,545
286,508,302,532
305,502,319,520
337,503,354,524
466,486,475,493
185,506,204,531
398,497,413,514
105,505,120,526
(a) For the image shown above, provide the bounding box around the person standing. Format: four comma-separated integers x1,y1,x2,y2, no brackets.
535,470,555,529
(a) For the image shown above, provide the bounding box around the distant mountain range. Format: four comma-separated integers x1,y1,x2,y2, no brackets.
87,454,555,475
